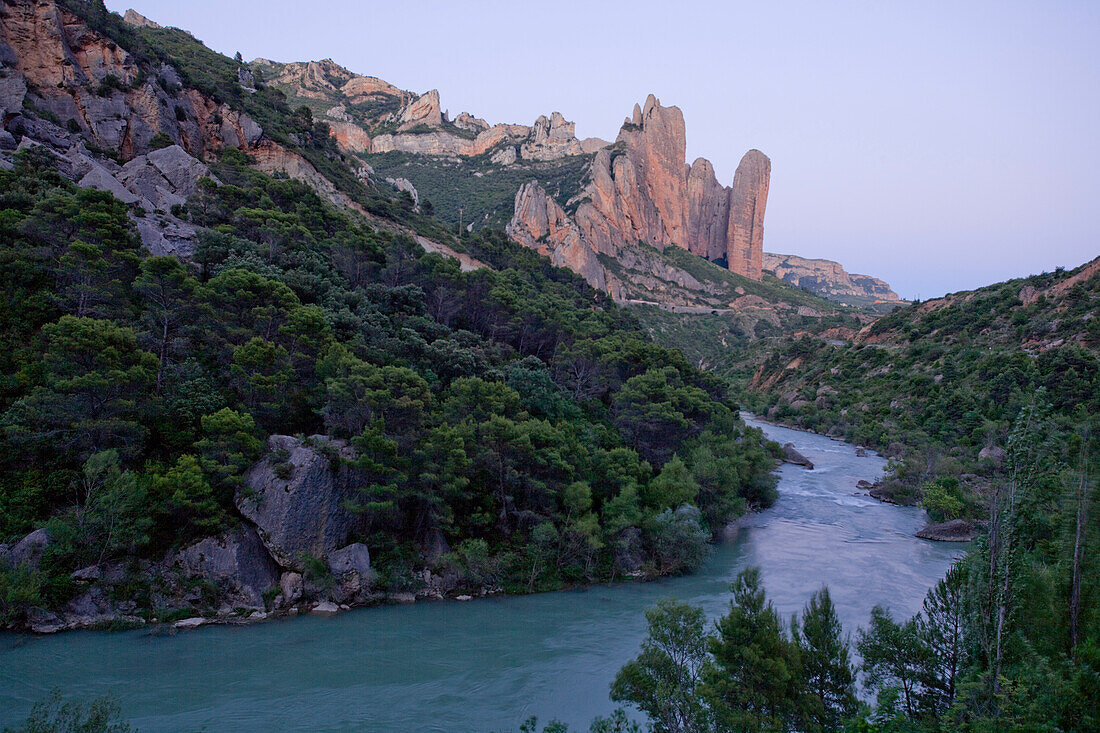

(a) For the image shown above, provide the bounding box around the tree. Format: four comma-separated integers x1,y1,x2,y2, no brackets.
5,688,132,733
644,456,699,512
195,408,262,500
857,606,928,722
611,599,709,733
45,450,151,568
796,587,857,732
2,316,157,461
150,454,227,542
702,567,801,732
133,256,198,394
649,506,709,576
917,563,966,716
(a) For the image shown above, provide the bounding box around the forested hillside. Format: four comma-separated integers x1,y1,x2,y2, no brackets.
0,142,778,628
743,258,1099,507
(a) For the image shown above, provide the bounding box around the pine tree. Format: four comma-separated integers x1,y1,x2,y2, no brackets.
702,567,801,732
796,587,858,731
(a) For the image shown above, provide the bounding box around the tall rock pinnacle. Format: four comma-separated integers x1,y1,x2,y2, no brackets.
728,150,770,280
509,95,770,294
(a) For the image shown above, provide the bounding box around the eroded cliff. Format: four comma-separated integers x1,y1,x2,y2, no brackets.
508,95,771,296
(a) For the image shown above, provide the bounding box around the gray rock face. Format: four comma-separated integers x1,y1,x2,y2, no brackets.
117,144,211,210
9,528,50,569
279,571,303,605
327,543,371,578
131,212,199,257
172,526,279,609
327,542,374,600
781,443,814,470
239,435,359,571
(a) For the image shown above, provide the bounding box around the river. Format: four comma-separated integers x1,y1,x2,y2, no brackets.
0,418,966,732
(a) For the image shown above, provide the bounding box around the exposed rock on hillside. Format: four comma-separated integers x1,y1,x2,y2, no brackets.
256,57,597,163
121,8,160,29
507,181,606,289
171,527,280,609
238,435,361,571
508,95,771,293
398,89,442,130
764,253,904,308
729,150,770,279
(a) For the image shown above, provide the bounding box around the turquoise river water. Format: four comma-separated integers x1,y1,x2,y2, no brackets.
0,417,966,731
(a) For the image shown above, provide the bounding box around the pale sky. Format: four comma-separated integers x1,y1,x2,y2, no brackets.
108,0,1099,300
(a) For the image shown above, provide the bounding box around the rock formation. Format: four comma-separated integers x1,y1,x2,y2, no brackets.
508,95,770,292
171,527,280,609
764,253,903,306
729,150,770,279
506,181,606,290
238,435,361,571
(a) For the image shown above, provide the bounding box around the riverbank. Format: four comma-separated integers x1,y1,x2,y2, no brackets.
1,419,967,732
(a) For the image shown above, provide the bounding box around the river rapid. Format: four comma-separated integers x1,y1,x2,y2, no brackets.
0,417,966,732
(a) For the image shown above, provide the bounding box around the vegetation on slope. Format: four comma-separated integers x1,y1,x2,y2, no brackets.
600,396,1099,733
363,150,592,233
0,146,780,624
742,260,1099,509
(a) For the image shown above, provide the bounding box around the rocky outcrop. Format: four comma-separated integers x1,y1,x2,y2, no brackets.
915,519,977,542
5,528,50,569
121,9,160,29
520,112,583,160
728,150,769,280
398,89,442,131
238,435,361,571
506,181,606,290
171,526,280,609
507,95,770,295
764,253,903,305
0,0,262,160
328,120,372,153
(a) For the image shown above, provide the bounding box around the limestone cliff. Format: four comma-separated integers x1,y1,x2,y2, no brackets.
507,95,770,294
763,253,904,308
256,57,602,162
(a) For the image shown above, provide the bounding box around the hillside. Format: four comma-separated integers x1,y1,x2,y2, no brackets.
0,0,782,633
763,252,906,312
743,255,1100,504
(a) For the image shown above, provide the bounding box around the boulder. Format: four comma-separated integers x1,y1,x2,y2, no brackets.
9,528,50,569
916,519,976,542
855,447,868,457
70,565,101,582
781,443,814,469
978,445,1005,466
62,586,127,629
173,617,206,629
310,600,340,616
238,435,359,571
327,543,374,601
327,543,371,578
279,571,303,605
26,606,65,634
171,526,279,609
